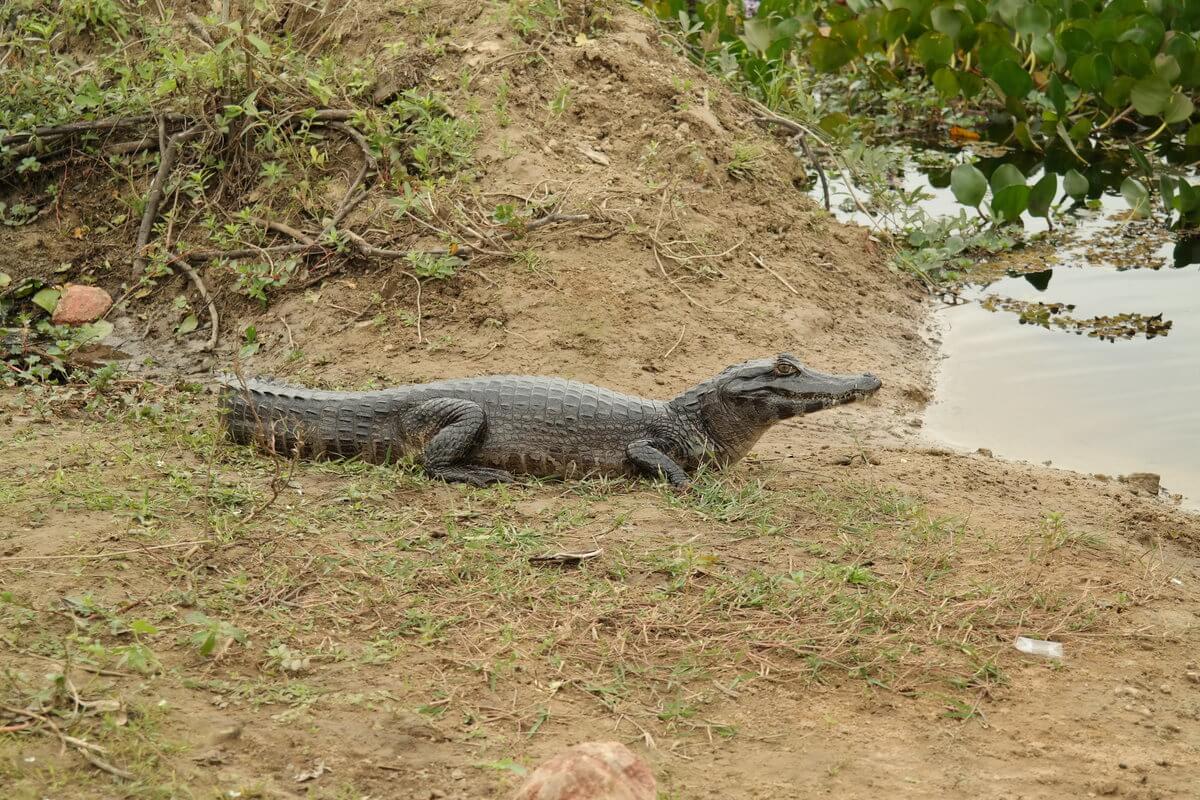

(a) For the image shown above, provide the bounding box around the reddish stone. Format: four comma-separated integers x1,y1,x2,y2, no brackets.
512,741,655,800
51,284,112,325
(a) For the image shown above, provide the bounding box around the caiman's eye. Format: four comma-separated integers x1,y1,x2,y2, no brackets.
774,363,798,376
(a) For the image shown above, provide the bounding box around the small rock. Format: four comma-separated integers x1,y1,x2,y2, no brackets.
1119,473,1161,495
1158,684,1171,695
450,769,465,781
1185,671,1200,684
511,741,655,800
51,284,113,325
1092,780,1120,796
1115,686,1141,698
976,448,993,457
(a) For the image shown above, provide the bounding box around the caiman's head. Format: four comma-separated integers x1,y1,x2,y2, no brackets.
670,353,882,463
709,352,882,419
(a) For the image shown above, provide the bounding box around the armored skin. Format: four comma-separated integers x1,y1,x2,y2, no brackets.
218,353,881,487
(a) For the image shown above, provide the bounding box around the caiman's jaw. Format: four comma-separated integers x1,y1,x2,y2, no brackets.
795,372,883,416
712,353,882,420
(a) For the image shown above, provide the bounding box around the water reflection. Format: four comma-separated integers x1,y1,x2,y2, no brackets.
926,265,1200,508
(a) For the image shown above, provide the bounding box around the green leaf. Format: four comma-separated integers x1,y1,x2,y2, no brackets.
1072,53,1113,92
76,320,113,345
1187,123,1200,147
0,272,10,289
990,163,1027,192
741,18,775,54
130,619,158,636
1056,122,1088,164
1121,177,1151,217
880,9,911,42
1028,173,1057,218
992,184,1031,222
1113,42,1152,78
176,314,199,336
1064,168,1089,198
1131,76,1171,116
31,288,60,314
245,33,272,57
1015,4,1051,36
1127,142,1154,180
990,59,1034,98
1102,76,1136,107
809,37,855,72
1047,73,1068,117
951,163,988,206
1154,54,1181,83
1164,93,1195,125
931,6,969,40
914,31,954,68
932,67,959,98
1059,26,1093,57
957,70,984,98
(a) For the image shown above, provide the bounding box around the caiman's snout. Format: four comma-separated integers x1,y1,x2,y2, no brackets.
857,373,883,395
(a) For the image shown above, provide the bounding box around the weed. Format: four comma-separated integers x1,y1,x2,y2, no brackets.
727,141,764,180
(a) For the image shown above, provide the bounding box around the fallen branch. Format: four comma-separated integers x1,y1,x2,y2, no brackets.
132,123,203,277
749,252,799,296
748,101,831,213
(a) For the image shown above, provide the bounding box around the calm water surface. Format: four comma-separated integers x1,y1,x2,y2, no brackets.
925,261,1200,507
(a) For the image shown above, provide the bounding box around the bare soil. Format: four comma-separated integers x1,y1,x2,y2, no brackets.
2,3,1199,799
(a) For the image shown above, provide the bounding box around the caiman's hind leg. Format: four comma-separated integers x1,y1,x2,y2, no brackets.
406,398,514,487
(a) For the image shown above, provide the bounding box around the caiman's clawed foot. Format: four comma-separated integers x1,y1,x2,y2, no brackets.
429,466,515,487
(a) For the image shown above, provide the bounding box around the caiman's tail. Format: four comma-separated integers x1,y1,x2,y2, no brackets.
214,374,401,462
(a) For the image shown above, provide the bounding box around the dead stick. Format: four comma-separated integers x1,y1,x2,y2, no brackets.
132,124,202,277
749,252,799,296
0,539,210,563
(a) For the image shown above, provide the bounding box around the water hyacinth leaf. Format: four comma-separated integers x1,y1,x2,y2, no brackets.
992,184,1031,222
1072,52,1112,91
1016,5,1052,37
1127,142,1155,180
1059,26,1093,57
1164,93,1195,125
32,288,60,314
990,163,1026,192
1028,172,1058,217
1113,41,1152,78
1013,121,1038,150
1154,53,1181,83
1103,76,1135,107
932,66,959,98
956,69,984,98
1064,168,1089,198
1122,14,1166,52
950,163,988,206
880,8,911,41
1031,34,1055,64
809,37,855,72
1047,73,1068,116
994,0,1024,26
931,5,969,40
991,58,1034,98
1121,177,1151,217
914,31,954,68
1131,76,1171,116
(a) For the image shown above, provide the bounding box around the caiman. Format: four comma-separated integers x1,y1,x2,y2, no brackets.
218,353,881,488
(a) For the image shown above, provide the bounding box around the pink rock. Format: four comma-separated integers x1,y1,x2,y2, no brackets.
51,284,112,325
511,741,655,800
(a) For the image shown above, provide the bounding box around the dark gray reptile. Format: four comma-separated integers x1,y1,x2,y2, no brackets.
218,353,881,488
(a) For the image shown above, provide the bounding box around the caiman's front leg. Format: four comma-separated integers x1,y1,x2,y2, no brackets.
405,398,514,487
626,439,691,488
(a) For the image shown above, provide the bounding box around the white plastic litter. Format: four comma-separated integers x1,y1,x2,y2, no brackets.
1013,636,1064,660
